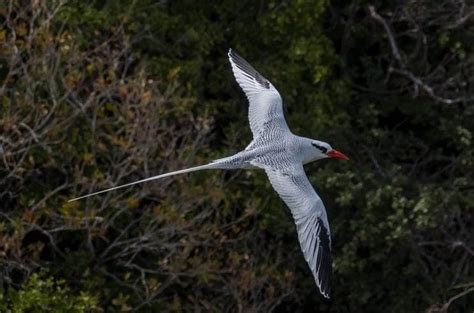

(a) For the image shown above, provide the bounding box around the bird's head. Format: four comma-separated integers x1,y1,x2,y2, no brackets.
309,140,350,162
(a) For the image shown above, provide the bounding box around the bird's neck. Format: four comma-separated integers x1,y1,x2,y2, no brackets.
294,136,319,165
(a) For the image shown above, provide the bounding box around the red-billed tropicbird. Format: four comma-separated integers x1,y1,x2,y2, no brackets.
69,49,349,298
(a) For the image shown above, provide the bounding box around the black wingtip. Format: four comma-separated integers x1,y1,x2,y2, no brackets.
319,221,332,299
322,288,331,299
227,49,271,89
228,48,241,63
320,278,331,299
318,276,331,299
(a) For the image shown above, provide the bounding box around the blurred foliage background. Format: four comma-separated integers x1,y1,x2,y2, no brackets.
0,0,473,312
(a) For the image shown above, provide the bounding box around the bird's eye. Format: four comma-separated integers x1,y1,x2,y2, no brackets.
311,143,327,153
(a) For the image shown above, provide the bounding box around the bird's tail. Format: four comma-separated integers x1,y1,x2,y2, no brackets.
68,161,225,202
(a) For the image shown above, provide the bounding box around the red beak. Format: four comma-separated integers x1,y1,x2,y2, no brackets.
326,149,350,160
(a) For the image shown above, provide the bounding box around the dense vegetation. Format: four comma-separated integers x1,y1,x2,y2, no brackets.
1,0,473,311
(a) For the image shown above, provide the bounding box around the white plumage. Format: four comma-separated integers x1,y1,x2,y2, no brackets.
69,49,350,299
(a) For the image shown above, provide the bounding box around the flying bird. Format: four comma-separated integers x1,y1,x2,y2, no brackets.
69,49,349,298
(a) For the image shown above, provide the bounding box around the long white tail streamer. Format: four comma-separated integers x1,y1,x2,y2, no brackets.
68,163,219,202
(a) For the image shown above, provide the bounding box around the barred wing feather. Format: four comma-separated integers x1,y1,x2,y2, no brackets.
228,49,289,138
265,165,332,298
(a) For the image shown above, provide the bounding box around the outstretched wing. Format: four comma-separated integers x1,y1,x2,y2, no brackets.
265,165,332,298
228,49,289,138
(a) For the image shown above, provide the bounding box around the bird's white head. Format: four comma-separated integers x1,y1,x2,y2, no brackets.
304,139,350,164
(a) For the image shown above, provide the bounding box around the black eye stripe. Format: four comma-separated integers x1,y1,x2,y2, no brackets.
311,142,327,153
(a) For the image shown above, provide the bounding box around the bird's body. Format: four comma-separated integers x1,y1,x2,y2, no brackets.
69,49,349,299
216,135,323,169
